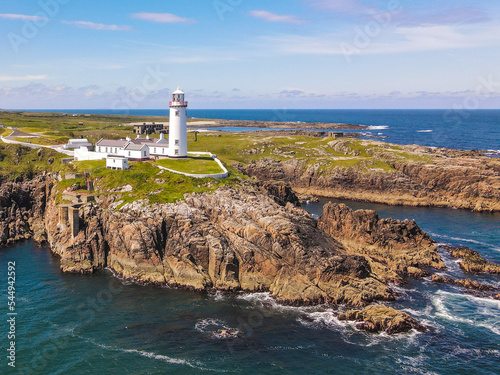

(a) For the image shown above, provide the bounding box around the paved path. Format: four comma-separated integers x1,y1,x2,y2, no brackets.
0,136,74,156
4,128,40,138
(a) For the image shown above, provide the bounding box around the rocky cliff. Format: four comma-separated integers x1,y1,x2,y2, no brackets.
0,175,50,247
1,174,454,333
238,147,500,212
318,202,444,280
46,182,402,307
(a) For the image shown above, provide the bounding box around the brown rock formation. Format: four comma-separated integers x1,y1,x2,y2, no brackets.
447,247,500,274
317,202,445,280
238,149,500,211
46,183,396,307
0,175,50,247
337,305,426,334
431,275,497,292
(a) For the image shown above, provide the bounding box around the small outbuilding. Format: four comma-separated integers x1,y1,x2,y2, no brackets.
64,138,93,150
106,156,129,170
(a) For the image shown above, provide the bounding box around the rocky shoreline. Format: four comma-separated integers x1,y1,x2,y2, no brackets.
238,142,500,212
189,119,367,130
1,167,500,334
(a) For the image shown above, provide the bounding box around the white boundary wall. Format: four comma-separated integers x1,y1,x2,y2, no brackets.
156,152,229,179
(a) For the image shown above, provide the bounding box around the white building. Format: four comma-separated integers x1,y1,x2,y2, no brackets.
73,89,189,162
74,146,107,161
106,156,129,170
94,138,150,160
64,138,93,150
168,88,188,158
123,142,149,160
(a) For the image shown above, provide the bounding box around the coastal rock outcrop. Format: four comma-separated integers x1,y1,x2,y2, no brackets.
238,149,500,212
46,183,396,307
337,305,426,334
431,275,498,292
447,247,500,274
317,202,444,280
0,175,50,247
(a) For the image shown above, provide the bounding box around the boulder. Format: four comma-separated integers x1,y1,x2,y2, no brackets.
338,305,426,334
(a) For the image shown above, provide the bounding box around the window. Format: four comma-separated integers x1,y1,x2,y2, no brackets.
154,148,156,154
128,151,131,156
143,151,146,157
98,147,101,152
175,149,179,155
175,140,179,146
162,148,165,154
175,110,179,116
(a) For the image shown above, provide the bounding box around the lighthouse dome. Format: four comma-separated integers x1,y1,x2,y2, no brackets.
173,88,184,94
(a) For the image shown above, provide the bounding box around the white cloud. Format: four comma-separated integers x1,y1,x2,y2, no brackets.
0,75,48,82
308,0,373,14
261,24,500,56
131,12,196,24
393,7,492,27
249,10,306,24
61,21,132,31
0,13,47,21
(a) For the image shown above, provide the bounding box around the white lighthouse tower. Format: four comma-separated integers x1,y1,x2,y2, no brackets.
168,88,188,158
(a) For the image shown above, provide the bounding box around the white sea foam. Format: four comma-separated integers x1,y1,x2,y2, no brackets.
453,347,500,358
417,130,433,133
209,290,226,301
84,337,220,371
389,283,417,295
432,291,500,336
267,344,316,351
397,355,439,375
297,310,344,330
236,292,320,314
368,125,389,130
401,303,433,319
431,232,500,252
194,318,244,341
195,318,229,333
432,295,475,324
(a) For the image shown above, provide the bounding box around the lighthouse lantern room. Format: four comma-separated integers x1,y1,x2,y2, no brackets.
168,88,188,158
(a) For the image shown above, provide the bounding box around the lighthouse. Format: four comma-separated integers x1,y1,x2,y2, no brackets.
168,88,188,158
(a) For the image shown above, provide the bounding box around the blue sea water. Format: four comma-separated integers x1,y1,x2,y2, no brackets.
23,109,500,151
1,201,499,374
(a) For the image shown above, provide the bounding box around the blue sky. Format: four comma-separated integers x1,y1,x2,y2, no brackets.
1,0,500,109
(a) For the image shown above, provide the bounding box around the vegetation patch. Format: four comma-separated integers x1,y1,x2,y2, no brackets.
156,156,224,175
61,160,238,205
0,144,63,181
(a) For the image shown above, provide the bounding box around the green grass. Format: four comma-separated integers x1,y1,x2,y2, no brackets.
61,159,239,206
156,156,224,175
0,111,160,145
1,112,440,204
0,143,64,181
14,137,65,145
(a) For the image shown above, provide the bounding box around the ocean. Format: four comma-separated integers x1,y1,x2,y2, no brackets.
1,109,499,374
23,109,500,152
